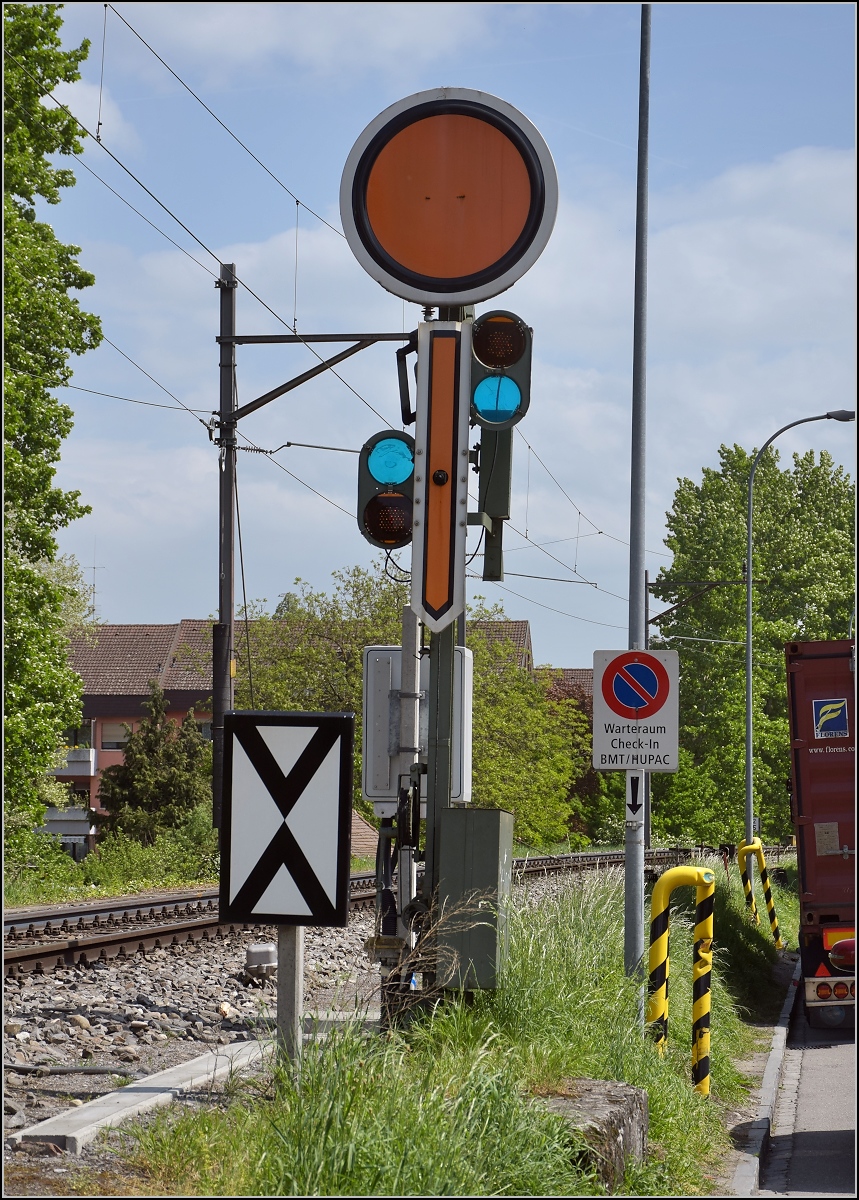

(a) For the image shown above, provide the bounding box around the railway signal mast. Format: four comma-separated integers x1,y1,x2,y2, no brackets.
341,88,558,999
211,89,557,1037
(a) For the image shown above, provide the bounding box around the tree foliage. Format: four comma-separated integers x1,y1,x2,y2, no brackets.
3,4,102,853
649,444,854,844
469,631,591,848
232,566,593,846
97,684,212,845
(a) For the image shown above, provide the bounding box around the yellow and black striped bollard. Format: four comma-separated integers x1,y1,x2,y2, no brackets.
739,837,784,947
737,839,760,924
691,877,715,1096
647,866,716,1095
752,840,784,949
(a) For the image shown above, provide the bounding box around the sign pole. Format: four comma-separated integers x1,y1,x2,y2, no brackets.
277,923,304,1064
626,2,651,1026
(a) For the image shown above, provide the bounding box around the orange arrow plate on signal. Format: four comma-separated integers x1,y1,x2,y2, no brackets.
411,321,471,632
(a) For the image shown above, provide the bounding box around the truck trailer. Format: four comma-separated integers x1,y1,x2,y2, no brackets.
785,639,855,1028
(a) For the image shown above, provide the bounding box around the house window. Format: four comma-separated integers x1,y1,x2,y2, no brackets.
101,722,131,750
196,720,213,741
62,728,90,748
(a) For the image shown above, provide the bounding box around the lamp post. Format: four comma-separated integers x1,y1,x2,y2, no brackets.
745,409,855,850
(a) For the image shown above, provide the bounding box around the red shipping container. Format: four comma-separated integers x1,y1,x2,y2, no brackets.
785,639,855,1027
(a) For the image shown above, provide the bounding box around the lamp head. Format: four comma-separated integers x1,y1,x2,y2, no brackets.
826,410,856,422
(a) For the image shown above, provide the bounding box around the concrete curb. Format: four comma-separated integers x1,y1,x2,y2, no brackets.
731,957,802,1196
4,1008,382,1156
5,1040,269,1154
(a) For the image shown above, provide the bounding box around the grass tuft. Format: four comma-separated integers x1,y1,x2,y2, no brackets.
121,860,796,1196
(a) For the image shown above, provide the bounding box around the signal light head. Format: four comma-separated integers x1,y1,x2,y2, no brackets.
470,309,532,430
358,430,415,548
816,982,833,1000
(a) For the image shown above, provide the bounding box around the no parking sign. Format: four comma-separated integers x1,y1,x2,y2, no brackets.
592,650,679,772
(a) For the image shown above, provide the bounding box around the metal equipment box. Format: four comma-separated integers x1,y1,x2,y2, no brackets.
437,806,514,990
362,645,472,813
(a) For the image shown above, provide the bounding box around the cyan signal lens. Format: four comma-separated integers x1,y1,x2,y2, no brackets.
367,437,414,485
473,375,521,423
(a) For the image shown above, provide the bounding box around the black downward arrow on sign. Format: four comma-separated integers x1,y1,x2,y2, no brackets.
229,723,340,920
627,774,643,814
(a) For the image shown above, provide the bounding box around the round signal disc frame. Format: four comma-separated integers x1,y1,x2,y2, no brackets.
341,87,558,305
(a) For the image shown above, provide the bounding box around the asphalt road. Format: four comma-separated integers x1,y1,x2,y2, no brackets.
759,1004,856,1197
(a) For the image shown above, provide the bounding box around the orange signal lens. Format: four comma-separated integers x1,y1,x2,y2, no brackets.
473,315,526,369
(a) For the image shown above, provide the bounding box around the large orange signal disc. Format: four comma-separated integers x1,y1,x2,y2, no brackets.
341,89,558,305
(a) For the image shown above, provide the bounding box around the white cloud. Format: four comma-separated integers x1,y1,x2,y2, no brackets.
50,80,141,154
78,2,517,87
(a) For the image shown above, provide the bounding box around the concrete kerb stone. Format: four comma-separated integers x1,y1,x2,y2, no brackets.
5,1040,269,1155
537,1079,648,1192
5,1007,382,1156
731,957,802,1196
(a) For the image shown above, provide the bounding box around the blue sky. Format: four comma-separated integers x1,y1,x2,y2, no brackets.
40,2,856,666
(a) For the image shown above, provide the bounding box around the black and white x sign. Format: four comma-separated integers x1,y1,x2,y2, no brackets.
219,712,354,926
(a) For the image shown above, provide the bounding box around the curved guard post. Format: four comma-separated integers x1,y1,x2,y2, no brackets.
647,865,716,1097
691,873,715,1096
737,838,761,924
746,837,785,949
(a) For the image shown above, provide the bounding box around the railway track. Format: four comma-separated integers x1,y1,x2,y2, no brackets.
4,845,791,977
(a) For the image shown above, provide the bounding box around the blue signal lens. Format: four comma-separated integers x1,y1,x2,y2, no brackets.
367,438,414,485
473,375,522,423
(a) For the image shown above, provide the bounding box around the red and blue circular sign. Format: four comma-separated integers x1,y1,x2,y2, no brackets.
601,652,670,720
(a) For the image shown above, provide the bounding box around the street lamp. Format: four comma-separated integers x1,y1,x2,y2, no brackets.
745,409,855,853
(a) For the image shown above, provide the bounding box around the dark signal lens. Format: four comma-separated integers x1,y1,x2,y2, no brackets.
473,315,527,369
363,492,412,545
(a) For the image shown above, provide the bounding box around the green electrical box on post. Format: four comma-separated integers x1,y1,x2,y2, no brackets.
437,807,514,990
357,430,415,549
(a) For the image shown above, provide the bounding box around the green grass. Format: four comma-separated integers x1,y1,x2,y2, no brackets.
4,808,219,907
350,854,376,873
118,861,797,1196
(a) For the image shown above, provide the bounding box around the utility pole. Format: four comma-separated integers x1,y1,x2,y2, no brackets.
626,4,651,1023
212,262,236,834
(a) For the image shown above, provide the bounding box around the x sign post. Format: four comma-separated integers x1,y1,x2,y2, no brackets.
220,712,354,1059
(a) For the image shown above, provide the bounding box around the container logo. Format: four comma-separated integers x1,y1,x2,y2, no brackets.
812,698,849,739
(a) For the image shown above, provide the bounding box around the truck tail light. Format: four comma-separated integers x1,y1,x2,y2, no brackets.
832,982,849,1000
816,982,833,1000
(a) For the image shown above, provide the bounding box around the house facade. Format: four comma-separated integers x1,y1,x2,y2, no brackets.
59,615,588,816
61,620,212,811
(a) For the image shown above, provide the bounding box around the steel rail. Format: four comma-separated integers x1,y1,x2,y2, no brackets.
4,846,792,976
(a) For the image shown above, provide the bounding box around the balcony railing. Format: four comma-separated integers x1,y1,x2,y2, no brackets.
53,747,98,777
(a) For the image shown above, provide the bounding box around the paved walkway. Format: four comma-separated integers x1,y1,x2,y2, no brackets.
759,1009,855,1197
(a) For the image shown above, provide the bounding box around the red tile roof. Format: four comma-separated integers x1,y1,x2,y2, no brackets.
536,667,594,699
70,620,212,695
69,618,539,695
469,619,533,669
